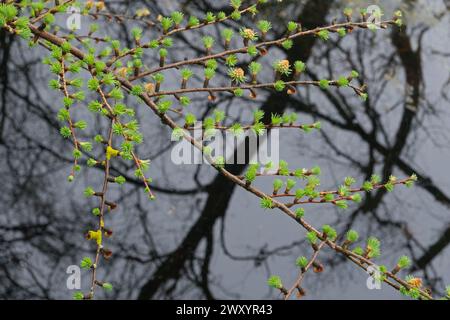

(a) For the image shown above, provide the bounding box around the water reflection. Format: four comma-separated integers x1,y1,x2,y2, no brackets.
0,0,449,299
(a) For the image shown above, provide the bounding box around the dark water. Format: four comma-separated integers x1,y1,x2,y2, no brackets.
0,0,449,299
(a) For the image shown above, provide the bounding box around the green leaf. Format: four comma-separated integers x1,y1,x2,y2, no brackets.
274,80,286,92
249,61,262,75
322,225,337,241
296,256,308,269
273,60,291,76
319,79,330,89
214,156,225,169
362,181,373,192
115,176,126,185
295,208,305,218
271,113,283,126
73,291,84,300
228,67,246,83
295,189,305,200
346,230,359,243
244,166,258,183
384,182,394,192
311,166,321,175
278,161,290,176
231,10,242,21
202,36,215,49
184,113,197,126
204,67,216,80
187,16,200,27
306,231,317,244
294,60,306,73
317,30,330,41
337,28,346,37
253,110,265,123
233,88,244,97
205,12,216,23
334,200,348,209
157,100,172,113
281,39,293,50
257,20,272,33
171,11,184,25
84,187,95,197
60,126,71,138
229,123,243,136
337,76,349,87
225,54,238,67
323,194,334,201
351,193,362,203
102,282,113,291
287,21,298,32
397,255,411,269
74,120,87,130
286,179,296,191
79,142,92,152
260,197,274,209
161,17,174,32
366,237,381,258
80,257,93,269
273,179,283,192
222,28,234,42
109,87,124,100
217,11,226,20
267,275,283,289
179,96,191,107
370,174,381,184
252,122,265,136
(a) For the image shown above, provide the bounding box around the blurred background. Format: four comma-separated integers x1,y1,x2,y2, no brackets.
0,0,449,299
